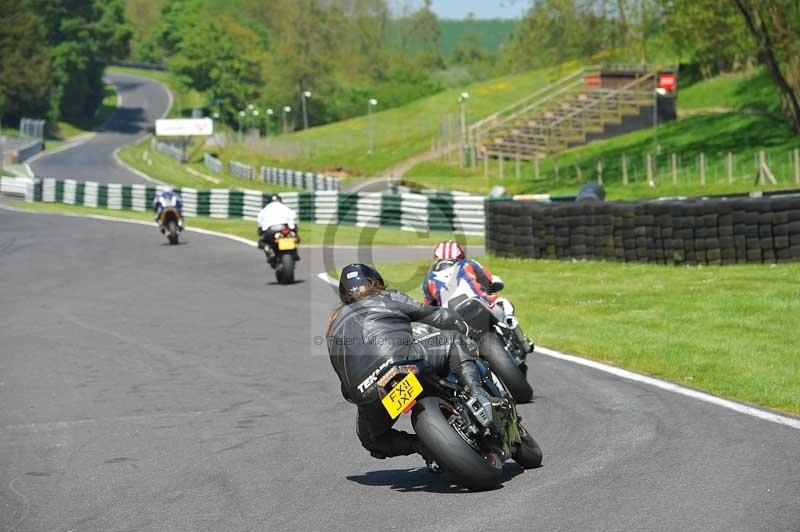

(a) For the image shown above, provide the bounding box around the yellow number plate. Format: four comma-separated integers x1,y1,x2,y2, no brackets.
277,238,297,251
381,372,423,419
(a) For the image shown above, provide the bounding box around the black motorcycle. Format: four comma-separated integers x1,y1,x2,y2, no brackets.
448,296,534,403
376,357,542,491
158,206,183,245
261,225,299,285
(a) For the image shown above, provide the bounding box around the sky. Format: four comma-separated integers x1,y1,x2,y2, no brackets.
391,0,529,20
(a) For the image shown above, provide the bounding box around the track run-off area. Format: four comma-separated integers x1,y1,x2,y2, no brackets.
1,73,798,532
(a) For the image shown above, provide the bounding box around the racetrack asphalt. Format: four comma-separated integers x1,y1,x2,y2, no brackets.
28,72,171,185
1,208,798,532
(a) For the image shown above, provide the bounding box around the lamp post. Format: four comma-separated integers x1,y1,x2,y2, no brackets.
238,110,245,143
282,106,291,135
265,108,274,137
247,104,255,134
252,109,260,137
301,91,311,131
458,92,470,167
368,98,378,156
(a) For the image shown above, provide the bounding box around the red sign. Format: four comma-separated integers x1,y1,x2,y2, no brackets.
659,73,677,93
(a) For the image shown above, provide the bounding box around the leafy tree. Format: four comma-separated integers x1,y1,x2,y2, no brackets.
0,0,52,122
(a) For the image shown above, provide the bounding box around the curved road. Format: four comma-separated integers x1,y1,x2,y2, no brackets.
0,209,798,532
29,72,171,184
3,70,799,531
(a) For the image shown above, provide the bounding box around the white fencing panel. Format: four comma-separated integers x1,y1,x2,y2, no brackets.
182,187,198,217
83,181,98,208
315,191,338,224
131,184,147,211
107,184,123,210
209,189,229,218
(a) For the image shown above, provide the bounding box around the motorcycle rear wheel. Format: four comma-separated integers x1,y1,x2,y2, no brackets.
167,221,179,245
275,253,295,284
411,396,503,491
479,333,533,403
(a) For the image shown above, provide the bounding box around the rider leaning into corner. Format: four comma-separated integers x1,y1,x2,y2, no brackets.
423,240,533,353
152,187,184,227
256,195,298,249
326,263,496,470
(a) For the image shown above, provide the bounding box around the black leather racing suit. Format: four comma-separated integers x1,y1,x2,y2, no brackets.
327,289,483,459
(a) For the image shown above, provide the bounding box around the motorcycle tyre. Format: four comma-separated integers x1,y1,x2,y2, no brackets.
480,333,533,403
411,396,503,491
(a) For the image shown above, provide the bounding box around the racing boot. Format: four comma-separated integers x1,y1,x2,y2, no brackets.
505,315,534,354
412,440,442,474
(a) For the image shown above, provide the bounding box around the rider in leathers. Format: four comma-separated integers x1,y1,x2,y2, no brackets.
327,263,489,463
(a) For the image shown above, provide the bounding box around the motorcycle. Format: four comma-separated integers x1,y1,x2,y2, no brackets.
158,206,183,245
376,356,542,491
448,295,535,403
262,224,299,285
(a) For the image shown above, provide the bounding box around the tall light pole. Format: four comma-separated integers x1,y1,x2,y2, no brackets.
459,92,470,167
238,110,245,143
247,103,255,135
282,106,291,134
368,98,378,156
252,109,260,137
265,108,274,137
301,91,311,131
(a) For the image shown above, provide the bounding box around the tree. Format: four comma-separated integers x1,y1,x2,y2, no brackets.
0,0,52,122
170,16,266,121
399,0,444,69
731,0,800,133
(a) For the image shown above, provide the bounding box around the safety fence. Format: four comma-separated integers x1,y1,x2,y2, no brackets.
203,153,223,174
152,139,185,162
28,178,486,235
260,166,340,191
230,161,253,180
486,194,800,264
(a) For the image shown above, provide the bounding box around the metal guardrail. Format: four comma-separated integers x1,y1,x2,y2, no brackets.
229,161,253,180
203,153,223,174
153,139,185,162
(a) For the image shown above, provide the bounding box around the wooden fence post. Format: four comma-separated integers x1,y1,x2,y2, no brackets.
484,153,489,178
622,154,628,185
647,154,655,187
597,160,604,185
555,157,560,180
727,152,734,184
759,150,777,185
515,154,521,180
700,153,706,186
499,154,504,179
671,153,677,185
794,148,800,185
576,160,582,181
534,156,540,180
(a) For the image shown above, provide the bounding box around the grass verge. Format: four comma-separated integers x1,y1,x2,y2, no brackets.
403,112,800,200
8,200,484,248
374,256,800,415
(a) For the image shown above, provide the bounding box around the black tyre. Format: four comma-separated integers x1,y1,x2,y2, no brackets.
275,253,295,285
479,333,533,404
411,396,503,491
167,221,179,245
512,425,542,469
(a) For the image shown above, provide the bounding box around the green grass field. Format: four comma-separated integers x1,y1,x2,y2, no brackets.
9,200,484,248
404,112,800,200
375,256,800,415
679,68,781,114
117,138,303,192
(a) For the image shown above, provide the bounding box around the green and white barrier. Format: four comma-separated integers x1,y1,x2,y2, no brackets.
30,178,485,235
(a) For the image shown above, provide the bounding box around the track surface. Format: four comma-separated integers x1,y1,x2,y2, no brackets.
1,209,799,532
28,72,170,185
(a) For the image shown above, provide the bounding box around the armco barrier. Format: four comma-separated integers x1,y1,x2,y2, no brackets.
153,140,184,162
30,178,485,235
485,196,800,264
260,166,339,191
204,153,223,174
230,161,253,180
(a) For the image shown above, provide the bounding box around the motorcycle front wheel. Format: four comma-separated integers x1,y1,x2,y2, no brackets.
512,424,542,469
411,396,503,491
479,333,533,403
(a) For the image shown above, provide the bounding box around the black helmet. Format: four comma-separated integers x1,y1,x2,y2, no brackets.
338,263,385,303
270,194,282,203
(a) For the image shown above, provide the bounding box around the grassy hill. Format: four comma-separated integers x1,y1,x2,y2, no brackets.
403,68,800,200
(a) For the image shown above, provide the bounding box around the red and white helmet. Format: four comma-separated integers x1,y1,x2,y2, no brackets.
433,240,465,262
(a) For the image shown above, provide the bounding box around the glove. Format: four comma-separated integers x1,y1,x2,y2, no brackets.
461,321,482,341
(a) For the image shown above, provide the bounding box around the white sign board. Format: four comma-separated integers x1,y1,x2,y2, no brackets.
155,118,214,136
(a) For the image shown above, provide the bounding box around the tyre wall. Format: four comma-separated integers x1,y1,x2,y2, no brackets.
485,196,800,265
